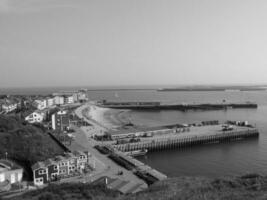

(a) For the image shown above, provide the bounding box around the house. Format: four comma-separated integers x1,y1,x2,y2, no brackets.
64,95,74,104
25,111,45,123
2,103,17,113
55,155,69,177
51,110,70,131
73,151,88,172
0,160,23,192
77,90,88,102
54,96,64,105
32,151,90,186
33,99,47,110
32,162,48,186
46,98,55,107
44,159,59,182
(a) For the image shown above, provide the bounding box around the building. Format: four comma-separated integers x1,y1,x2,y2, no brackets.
0,160,23,192
77,90,88,102
25,111,45,123
54,96,64,105
51,110,70,131
46,98,55,107
33,99,47,110
64,95,74,104
32,151,90,186
2,103,17,113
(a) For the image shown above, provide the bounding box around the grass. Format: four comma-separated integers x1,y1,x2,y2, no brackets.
8,173,267,200
12,183,120,200
0,115,65,180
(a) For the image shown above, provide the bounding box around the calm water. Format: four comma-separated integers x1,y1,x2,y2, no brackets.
2,88,267,177
87,90,267,177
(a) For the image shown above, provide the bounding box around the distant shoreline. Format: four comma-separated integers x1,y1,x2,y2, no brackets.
157,86,267,92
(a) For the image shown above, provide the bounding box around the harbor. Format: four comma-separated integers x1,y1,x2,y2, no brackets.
73,103,260,190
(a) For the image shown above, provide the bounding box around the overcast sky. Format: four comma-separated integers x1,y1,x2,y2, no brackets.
1,0,267,88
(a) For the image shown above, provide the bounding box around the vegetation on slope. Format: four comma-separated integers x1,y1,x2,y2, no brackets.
0,115,65,179
12,183,120,200
10,174,267,200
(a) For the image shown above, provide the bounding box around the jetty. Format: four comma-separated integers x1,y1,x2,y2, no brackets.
107,122,259,152
98,101,257,111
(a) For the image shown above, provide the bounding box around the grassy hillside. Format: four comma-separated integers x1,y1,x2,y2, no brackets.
0,115,65,179
10,174,267,200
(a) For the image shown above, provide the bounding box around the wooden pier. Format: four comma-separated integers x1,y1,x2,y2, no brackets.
113,126,259,152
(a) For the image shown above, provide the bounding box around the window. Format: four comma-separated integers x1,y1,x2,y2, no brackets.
39,169,46,175
10,174,15,184
54,166,58,170
0,174,5,182
36,177,43,183
18,173,22,181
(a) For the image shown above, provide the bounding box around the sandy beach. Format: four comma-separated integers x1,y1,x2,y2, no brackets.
87,104,130,130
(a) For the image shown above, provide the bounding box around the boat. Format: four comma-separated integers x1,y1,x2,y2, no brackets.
125,149,148,157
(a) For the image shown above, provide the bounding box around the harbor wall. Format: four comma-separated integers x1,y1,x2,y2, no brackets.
114,129,259,152
99,102,258,110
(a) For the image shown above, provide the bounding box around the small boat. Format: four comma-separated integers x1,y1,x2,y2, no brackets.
125,149,148,157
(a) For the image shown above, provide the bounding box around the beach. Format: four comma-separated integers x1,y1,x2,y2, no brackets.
87,104,130,130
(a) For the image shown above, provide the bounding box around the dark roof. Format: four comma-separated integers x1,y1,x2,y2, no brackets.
0,159,22,171
31,162,46,171
44,159,57,166
73,150,86,157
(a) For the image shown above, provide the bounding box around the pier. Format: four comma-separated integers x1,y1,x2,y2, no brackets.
112,125,259,152
103,146,167,185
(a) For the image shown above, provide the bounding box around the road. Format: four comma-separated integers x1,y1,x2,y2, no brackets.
70,103,147,189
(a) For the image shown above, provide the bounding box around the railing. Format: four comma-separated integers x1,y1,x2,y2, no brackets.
114,129,259,152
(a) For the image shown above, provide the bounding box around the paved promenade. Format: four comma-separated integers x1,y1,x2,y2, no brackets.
70,103,147,192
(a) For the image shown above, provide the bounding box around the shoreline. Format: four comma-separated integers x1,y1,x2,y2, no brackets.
87,104,131,130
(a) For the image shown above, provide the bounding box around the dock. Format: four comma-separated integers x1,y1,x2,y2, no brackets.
111,124,259,152
99,101,257,111
105,146,167,185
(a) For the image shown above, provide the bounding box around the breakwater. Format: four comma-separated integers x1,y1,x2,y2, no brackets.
113,129,259,152
99,101,257,111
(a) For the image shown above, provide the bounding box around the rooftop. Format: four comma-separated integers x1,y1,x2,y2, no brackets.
0,159,22,172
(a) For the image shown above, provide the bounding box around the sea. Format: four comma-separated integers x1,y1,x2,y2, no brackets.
2,87,267,178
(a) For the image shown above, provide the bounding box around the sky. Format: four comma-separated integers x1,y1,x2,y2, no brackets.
1,0,267,88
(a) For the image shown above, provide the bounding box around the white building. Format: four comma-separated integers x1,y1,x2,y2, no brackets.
77,92,88,102
25,111,45,123
51,110,69,130
2,103,17,113
34,100,47,110
64,96,74,104
54,96,64,105
46,98,55,107
0,160,23,192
